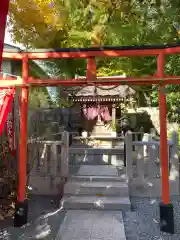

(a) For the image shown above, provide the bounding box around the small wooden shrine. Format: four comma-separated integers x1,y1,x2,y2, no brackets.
68,85,135,136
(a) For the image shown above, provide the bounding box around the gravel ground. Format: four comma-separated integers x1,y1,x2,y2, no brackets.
1,195,180,239
0,196,66,239
123,196,180,240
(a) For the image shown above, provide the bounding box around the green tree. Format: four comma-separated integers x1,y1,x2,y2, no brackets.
151,54,180,123
8,0,179,75
8,0,180,115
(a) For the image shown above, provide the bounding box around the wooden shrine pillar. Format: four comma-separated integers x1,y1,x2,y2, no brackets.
112,104,116,126
158,53,174,234
86,57,96,81
14,55,29,227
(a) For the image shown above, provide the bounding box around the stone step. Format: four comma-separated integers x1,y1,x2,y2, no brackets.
55,210,127,240
77,165,118,176
61,196,131,211
70,175,127,182
64,181,129,196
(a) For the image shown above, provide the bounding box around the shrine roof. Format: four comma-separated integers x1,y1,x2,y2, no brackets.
69,85,135,98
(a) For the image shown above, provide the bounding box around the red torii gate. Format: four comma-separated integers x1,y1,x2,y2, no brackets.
0,0,179,234
2,45,180,234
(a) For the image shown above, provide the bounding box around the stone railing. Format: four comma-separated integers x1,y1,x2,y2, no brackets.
27,129,179,197
28,131,69,195
125,131,179,196
68,129,144,168
69,147,126,169
129,126,144,140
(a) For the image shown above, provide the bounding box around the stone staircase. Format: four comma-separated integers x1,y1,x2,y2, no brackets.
60,165,131,211
58,164,129,240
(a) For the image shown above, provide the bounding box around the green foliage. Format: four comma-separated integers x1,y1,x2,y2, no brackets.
8,0,180,121
151,86,180,123
178,128,180,151
168,128,180,153
28,87,51,109
9,0,180,76
151,54,180,123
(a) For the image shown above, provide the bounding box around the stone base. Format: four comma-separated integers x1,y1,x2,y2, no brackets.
91,122,112,137
159,202,174,234
14,200,28,227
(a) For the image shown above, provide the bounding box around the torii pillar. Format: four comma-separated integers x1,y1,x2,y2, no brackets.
14,55,29,227
158,53,174,234
86,57,96,81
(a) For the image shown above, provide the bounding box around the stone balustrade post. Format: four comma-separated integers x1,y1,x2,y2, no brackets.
136,145,145,182
148,143,157,178
169,131,179,186
125,131,133,180
50,143,57,177
143,133,152,157
140,126,144,140
61,131,69,178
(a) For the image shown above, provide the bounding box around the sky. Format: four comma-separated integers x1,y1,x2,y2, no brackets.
4,26,24,48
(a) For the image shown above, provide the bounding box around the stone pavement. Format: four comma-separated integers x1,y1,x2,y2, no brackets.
55,210,126,240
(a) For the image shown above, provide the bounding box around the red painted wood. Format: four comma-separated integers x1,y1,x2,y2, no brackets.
3,52,23,59
18,56,29,202
158,54,170,205
0,88,15,136
1,46,180,60
86,57,96,81
2,75,180,86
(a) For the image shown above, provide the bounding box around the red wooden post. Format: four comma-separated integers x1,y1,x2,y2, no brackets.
158,53,174,234
86,57,96,81
0,0,9,70
14,55,29,227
